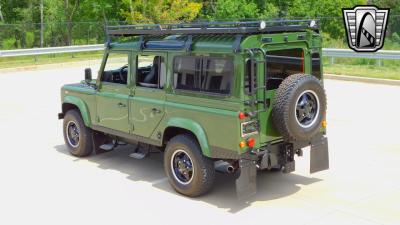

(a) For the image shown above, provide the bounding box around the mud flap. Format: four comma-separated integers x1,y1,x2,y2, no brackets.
92,131,109,155
235,159,257,199
310,136,329,173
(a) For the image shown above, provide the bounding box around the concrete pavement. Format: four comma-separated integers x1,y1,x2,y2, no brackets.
0,65,399,225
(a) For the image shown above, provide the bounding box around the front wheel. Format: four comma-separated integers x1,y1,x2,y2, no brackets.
63,109,93,157
164,135,215,197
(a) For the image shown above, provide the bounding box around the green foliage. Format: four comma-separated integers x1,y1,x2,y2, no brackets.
287,0,367,39
25,31,35,48
2,37,17,50
206,0,260,20
120,0,202,23
392,32,400,44
372,0,400,36
0,0,400,50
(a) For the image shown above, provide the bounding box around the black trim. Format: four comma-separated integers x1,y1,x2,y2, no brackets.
91,125,162,147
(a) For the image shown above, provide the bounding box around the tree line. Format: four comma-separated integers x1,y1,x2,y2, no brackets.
0,0,399,49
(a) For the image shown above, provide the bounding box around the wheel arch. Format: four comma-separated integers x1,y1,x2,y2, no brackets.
163,118,211,157
62,96,92,127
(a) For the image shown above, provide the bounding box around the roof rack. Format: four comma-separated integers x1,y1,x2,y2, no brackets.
106,20,319,37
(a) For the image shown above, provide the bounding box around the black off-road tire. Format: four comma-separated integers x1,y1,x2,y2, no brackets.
63,109,93,157
272,74,327,142
164,135,215,197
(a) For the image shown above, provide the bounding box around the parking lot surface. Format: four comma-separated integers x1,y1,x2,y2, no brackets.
0,66,399,225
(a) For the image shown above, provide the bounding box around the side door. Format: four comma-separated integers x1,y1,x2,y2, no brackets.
130,53,167,138
96,50,132,133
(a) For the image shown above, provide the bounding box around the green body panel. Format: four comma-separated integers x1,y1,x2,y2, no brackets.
130,88,166,137
96,83,131,133
60,29,323,158
163,117,211,157
62,85,96,126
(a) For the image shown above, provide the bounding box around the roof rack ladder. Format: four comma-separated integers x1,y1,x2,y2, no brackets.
245,48,268,118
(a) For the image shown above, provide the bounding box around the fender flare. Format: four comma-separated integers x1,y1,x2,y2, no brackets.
63,96,92,127
165,118,211,157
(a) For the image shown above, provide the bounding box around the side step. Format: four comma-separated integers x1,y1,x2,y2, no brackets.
99,140,126,151
129,143,150,159
99,143,115,151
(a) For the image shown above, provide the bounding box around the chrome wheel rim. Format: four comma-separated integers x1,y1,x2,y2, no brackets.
295,90,320,128
66,121,80,148
170,149,194,185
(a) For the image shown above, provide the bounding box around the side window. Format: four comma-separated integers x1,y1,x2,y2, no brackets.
173,56,233,95
244,59,256,95
173,56,201,91
101,52,129,85
202,58,233,94
136,55,166,89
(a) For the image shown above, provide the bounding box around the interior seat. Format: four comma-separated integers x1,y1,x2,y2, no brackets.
143,56,160,84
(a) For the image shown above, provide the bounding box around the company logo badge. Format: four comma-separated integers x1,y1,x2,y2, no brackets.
343,5,389,52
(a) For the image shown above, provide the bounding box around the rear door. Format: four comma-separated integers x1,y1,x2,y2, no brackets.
129,53,167,138
258,46,307,144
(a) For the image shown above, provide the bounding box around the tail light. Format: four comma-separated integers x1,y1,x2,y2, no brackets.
247,138,255,148
238,112,246,120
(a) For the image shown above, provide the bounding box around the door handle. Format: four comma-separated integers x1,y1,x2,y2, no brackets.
151,108,161,113
117,102,127,108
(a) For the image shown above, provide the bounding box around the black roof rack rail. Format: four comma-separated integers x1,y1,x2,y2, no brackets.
106,20,319,37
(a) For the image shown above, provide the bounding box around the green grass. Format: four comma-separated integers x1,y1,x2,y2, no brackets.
322,57,400,80
324,63,400,80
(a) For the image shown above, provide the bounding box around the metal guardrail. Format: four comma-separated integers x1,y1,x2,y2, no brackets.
322,48,400,60
1,45,400,60
0,44,104,57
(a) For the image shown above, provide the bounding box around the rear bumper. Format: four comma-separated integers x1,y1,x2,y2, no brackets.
236,134,329,198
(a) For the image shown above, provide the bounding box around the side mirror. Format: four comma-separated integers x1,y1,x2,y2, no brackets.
84,68,92,83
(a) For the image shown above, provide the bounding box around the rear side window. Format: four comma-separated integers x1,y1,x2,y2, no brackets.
266,48,304,89
266,48,304,77
173,56,233,95
244,59,256,95
312,52,321,78
173,56,201,91
202,58,233,94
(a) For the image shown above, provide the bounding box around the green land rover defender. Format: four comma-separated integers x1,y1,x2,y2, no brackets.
58,20,329,198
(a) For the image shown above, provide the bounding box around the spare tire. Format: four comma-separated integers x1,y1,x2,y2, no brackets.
272,74,327,141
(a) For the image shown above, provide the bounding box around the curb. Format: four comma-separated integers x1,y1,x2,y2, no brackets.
325,74,400,87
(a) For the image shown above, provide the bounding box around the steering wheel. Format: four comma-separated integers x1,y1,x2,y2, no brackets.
118,64,128,84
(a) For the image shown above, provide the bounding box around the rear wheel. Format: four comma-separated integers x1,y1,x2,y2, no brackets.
164,135,215,197
63,109,93,157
